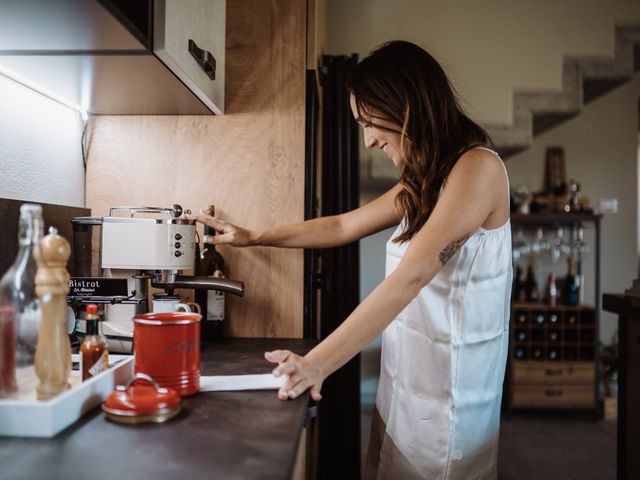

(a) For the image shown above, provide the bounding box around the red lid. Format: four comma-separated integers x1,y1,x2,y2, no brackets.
102,373,181,424
86,304,98,315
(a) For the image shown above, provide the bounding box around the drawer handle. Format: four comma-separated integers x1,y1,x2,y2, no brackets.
545,369,563,376
188,39,216,80
544,389,563,397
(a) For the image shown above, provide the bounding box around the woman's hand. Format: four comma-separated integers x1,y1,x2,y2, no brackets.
184,209,255,247
265,350,324,401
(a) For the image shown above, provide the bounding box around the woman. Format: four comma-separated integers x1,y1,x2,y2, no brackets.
188,41,511,479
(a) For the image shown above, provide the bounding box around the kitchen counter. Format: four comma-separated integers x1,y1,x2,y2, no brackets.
0,338,317,480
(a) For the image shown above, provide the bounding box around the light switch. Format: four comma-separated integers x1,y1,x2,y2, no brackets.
599,198,618,214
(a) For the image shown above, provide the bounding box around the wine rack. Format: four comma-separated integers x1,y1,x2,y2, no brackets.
512,304,596,362
510,303,596,408
507,213,601,414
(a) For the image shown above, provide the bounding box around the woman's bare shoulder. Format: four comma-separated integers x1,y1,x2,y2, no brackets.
455,147,504,174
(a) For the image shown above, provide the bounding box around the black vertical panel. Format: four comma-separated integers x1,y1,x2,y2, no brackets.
317,54,360,480
304,70,319,339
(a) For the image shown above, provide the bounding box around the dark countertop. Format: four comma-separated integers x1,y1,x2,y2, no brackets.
0,338,317,480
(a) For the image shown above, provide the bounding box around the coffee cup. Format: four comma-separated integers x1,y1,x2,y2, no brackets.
152,295,192,313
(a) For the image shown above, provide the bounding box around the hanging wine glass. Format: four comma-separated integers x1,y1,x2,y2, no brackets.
512,227,529,262
570,225,590,256
551,226,569,263
530,227,551,259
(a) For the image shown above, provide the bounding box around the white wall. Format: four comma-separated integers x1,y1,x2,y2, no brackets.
329,2,640,344
0,74,85,207
507,74,640,342
326,0,640,126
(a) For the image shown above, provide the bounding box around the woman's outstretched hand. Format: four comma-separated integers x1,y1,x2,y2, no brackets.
265,350,324,401
184,209,255,247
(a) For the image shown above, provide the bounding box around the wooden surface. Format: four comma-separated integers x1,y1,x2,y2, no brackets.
513,362,595,385
34,231,72,400
85,0,307,338
306,0,326,70
512,384,594,407
0,338,317,480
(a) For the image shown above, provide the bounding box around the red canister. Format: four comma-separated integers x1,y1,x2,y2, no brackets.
133,312,201,396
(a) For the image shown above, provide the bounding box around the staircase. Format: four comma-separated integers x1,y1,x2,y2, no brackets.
486,24,640,159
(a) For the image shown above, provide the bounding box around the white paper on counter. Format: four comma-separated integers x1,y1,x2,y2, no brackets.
199,374,286,392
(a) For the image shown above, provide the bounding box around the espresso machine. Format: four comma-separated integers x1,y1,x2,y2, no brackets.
69,205,244,352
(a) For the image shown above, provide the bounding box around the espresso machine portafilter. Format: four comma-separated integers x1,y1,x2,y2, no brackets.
70,205,244,352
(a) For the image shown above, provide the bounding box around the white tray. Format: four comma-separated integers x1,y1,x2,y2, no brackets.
0,355,133,438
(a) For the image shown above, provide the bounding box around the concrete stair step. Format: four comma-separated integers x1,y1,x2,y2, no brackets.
486,23,640,159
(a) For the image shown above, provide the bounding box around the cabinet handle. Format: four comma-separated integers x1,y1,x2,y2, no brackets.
188,39,216,80
544,368,563,376
544,389,563,397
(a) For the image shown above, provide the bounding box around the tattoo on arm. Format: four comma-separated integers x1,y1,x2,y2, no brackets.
439,234,470,265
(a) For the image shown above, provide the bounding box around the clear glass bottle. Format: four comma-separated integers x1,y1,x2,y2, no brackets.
0,204,44,397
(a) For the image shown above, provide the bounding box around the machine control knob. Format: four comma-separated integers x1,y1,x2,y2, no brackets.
175,234,182,240
174,251,182,257
174,242,181,248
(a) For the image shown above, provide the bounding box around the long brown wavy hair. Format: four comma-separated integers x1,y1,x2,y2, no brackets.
347,41,492,243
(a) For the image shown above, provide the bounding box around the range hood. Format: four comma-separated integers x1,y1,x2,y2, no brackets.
0,0,225,115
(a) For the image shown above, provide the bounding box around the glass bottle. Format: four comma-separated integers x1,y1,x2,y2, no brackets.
564,255,580,306
513,265,527,303
195,205,226,341
545,274,558,306
80,304,108,381
525,264,540,303
0,204,44,397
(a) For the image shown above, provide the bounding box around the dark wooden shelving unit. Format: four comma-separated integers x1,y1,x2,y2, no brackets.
507,213,602,415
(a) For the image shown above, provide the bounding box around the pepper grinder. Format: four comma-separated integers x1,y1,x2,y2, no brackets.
34,227,71,400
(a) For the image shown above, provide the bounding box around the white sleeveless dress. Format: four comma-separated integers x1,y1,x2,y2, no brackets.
365,150,512,479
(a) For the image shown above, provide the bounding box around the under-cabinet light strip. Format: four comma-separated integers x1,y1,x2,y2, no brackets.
0,66,88,120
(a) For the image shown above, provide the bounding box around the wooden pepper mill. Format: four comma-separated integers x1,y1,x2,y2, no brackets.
34,227,71,400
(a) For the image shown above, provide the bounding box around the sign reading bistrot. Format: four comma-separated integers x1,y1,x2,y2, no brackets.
68,277,129,297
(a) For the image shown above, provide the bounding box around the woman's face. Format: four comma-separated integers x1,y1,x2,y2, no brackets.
349,94,406,168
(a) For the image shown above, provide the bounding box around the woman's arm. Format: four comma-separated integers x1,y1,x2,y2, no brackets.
189,183,403,249
267,150,509,399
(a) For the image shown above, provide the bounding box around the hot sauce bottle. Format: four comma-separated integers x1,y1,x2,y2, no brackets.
80,304,108,381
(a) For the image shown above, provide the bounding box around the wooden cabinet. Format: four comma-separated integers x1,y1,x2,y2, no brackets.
0,0,225,114
154,0,225,114
507,213,601,414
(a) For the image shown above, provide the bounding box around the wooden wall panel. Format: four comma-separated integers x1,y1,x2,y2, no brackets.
85,0,307,338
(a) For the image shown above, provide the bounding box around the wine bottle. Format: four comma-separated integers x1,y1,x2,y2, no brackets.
513,265,527,302
0,204,44,397
525,264,540,302
514,347,527,360
564,255,580,306
548,347,560,361
545,274,558,306
195,205,226,341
